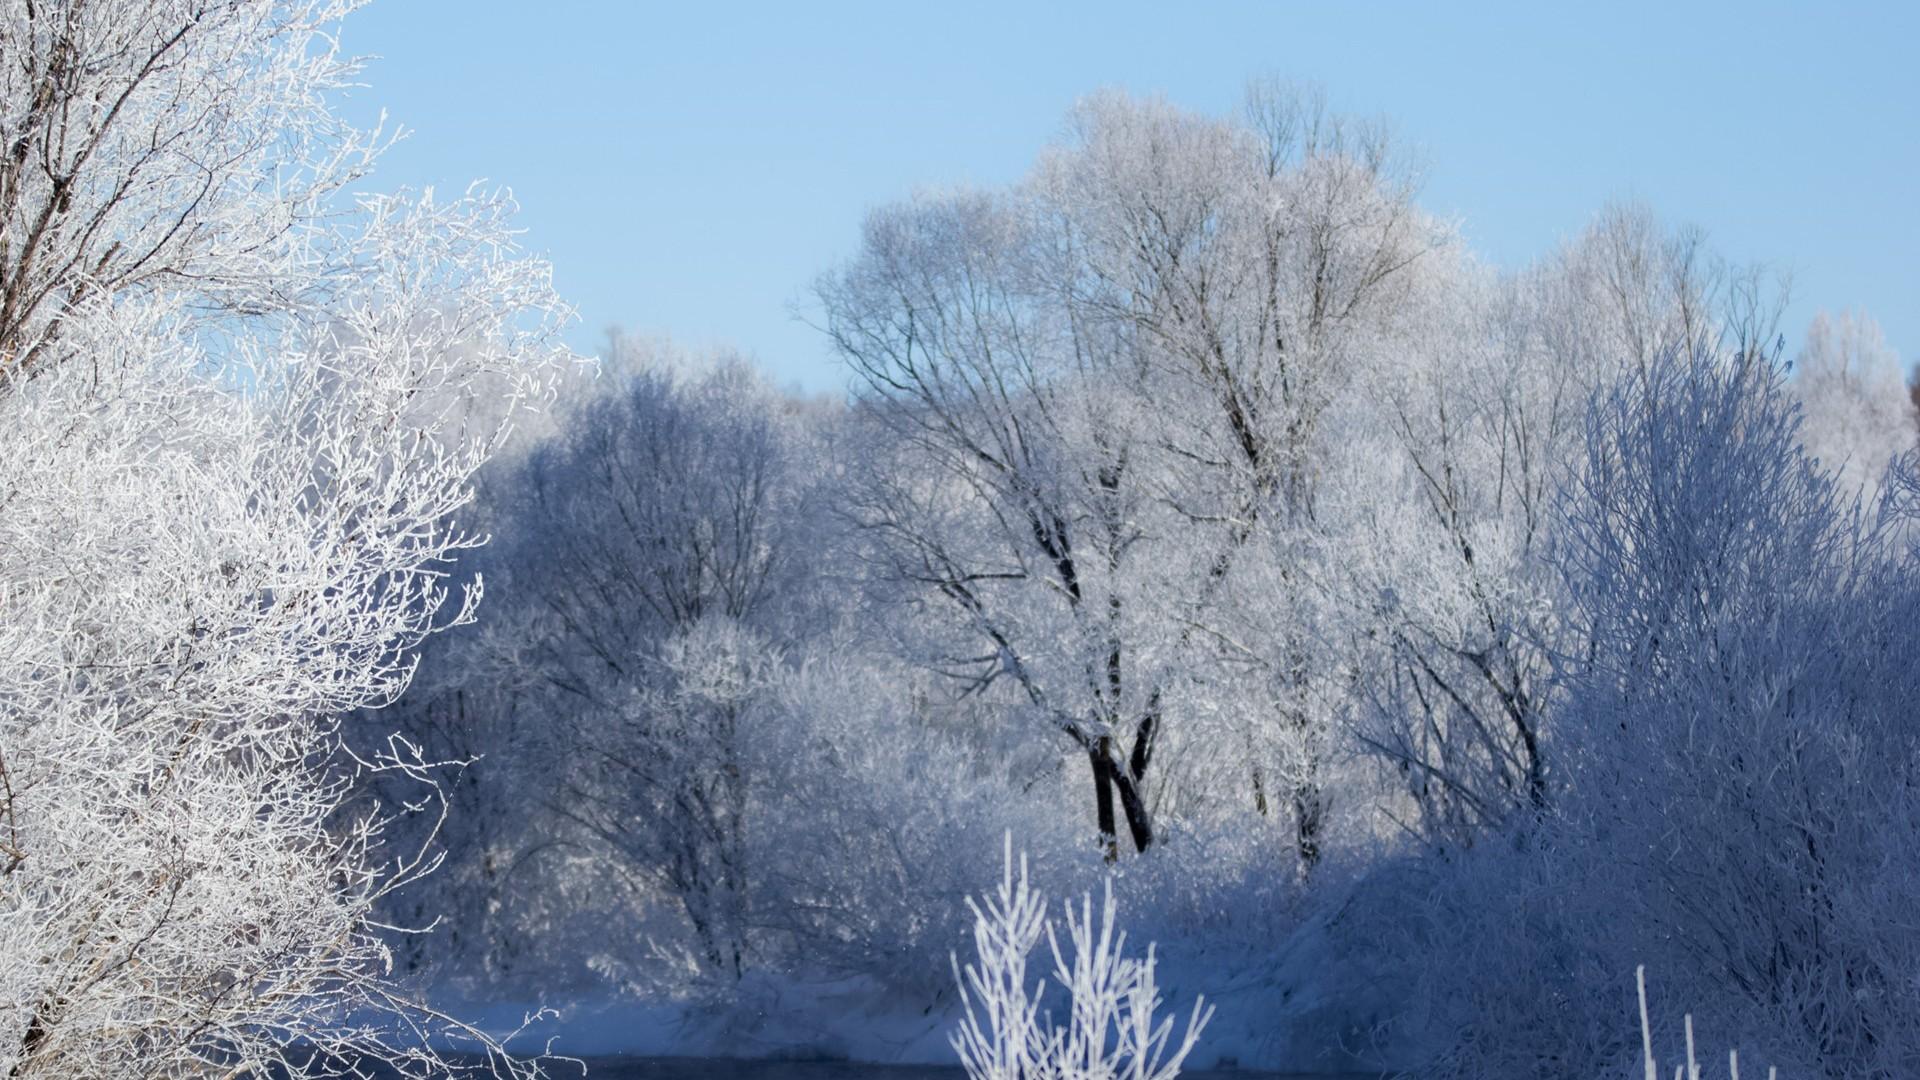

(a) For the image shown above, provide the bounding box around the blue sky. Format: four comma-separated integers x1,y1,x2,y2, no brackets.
340,2,1916,393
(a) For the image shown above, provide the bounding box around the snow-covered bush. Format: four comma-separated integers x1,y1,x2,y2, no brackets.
951,838,1211,1080
1552,351,1920,1078
1636,967,1781,1080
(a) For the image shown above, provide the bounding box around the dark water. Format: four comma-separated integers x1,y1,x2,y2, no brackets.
564,1058,1365,1080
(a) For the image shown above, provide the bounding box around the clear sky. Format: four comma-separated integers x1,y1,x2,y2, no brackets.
339,2,1916,394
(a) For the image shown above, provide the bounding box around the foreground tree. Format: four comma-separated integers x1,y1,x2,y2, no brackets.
0,0,379,371
0,2,568,1075
950,839,1211,1080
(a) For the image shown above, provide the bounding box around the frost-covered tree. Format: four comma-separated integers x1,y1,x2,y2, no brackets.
1038,83,1443,870
820,185,1182,859
0,196,567,1079
1791,308,1914,498
1327,261,1566,847
1377,342,1920,1079
383,350,818,991
819,85,1443,869
1336,205,1788,848
0,2,569,1075
0,0,379,369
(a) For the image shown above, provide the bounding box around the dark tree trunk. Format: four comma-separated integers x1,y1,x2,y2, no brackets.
1112,764,1154,854
1090,741,1118,862
1089,737,1155,859
10,1001,48,1078
1293,783,1323,873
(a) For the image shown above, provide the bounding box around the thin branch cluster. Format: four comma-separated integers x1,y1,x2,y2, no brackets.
951,837,1211,1080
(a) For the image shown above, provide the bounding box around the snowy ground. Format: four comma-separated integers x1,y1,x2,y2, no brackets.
457,950,1399,1077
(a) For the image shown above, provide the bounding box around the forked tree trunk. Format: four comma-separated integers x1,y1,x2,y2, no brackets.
1088,737,1153,860
1112,765,1153,854
1089,742,1118,862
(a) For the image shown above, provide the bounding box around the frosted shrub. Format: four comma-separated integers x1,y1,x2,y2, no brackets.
951,838,1212,1080
1368,346,1920,1079
1637,968,1778,1080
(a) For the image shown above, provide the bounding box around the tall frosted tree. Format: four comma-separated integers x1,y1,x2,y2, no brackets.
0,2,568,1075
1335,204,1789,848
819,85,1445,868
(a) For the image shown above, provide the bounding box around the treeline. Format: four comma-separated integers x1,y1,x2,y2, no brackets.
9,1,1917,1075
376,87,1920,1077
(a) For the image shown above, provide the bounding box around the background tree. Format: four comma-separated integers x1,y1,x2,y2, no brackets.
1033,84,1442,870
1791,307,1915,498
820,187,1177,859
502,355,802,984
818,85,1447,872
1337,204,1788,848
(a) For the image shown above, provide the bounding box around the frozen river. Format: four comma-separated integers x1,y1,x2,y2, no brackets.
562,1058,1366,1080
